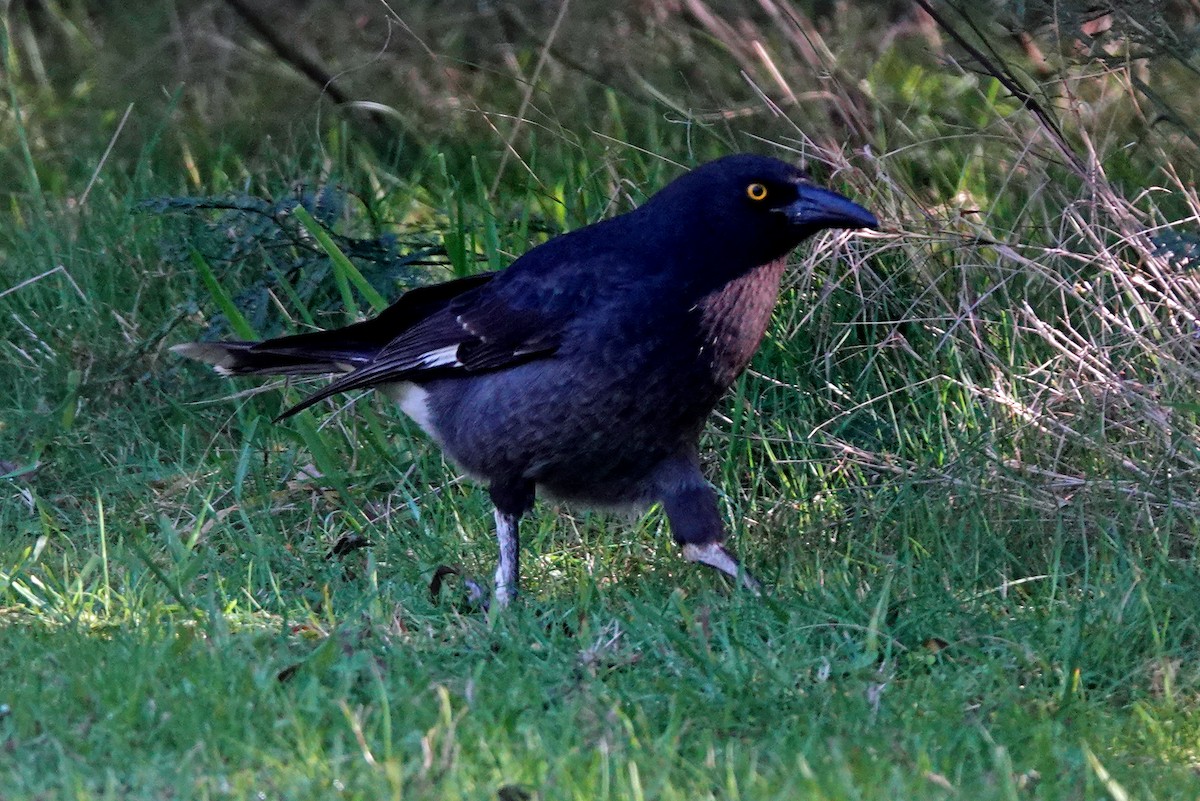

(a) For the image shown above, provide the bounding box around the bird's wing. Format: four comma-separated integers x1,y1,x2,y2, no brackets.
242,271,498,366
277,271,574,418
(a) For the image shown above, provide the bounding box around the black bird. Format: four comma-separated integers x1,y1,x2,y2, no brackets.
173,154,877,605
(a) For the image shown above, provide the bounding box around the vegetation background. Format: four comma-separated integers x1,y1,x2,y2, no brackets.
3,0,1200,797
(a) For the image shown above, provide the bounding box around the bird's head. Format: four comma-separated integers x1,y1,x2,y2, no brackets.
638,153,878,278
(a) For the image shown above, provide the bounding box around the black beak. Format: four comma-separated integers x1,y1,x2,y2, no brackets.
781,185,878,231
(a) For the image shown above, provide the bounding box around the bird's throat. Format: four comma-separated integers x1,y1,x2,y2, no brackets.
696,257,789,388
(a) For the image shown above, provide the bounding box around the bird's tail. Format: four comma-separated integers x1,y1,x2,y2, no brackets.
172,272,499,380
170,333,373,377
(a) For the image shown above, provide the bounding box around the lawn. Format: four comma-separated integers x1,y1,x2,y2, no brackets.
3,2,1200,798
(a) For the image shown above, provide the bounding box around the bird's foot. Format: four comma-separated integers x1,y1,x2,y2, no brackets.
492,580,517,609
429,565,491,610
682,542,763,595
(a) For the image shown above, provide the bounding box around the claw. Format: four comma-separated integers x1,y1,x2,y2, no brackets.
682,542,763,595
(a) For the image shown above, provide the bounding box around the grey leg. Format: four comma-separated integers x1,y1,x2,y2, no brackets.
488,479,535,608
492,509,520,607
681,541,762,594
654,452,763,595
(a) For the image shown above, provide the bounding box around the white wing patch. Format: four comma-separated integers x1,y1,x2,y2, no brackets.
417,344,463,368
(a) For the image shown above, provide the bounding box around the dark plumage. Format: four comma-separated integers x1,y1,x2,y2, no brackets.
173,154,878,605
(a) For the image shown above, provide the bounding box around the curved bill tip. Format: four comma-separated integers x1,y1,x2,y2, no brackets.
786,185,879,231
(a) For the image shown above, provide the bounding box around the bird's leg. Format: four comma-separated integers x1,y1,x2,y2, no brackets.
661,479,762,595
680,542,762,594
492,509,520,607
488,480,536,607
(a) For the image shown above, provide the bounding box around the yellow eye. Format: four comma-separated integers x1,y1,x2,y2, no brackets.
746,183,768,201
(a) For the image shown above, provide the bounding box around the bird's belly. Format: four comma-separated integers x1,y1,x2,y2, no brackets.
418,361,720,504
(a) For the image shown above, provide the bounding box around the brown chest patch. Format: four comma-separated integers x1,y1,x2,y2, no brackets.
696,258,788,388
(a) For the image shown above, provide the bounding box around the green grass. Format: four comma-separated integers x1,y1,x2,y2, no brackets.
3,496,1198,798
5,2,1200,798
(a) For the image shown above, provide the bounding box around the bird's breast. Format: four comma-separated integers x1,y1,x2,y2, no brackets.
695,257,788,388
